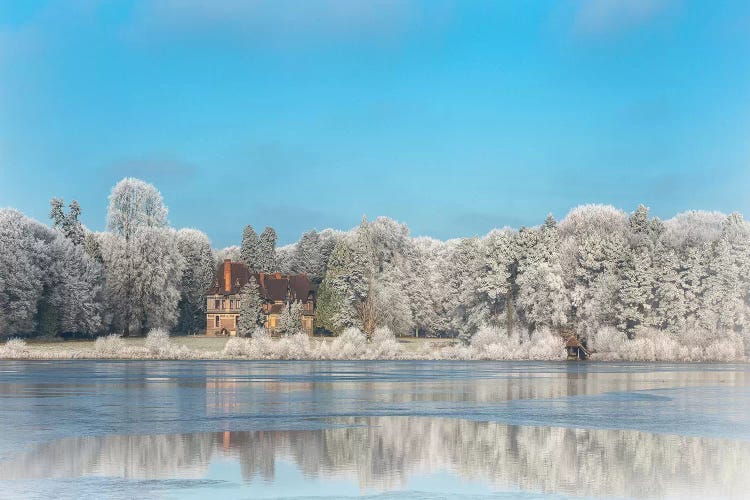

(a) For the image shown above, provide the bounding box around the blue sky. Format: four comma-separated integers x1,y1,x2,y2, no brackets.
1,1,749,247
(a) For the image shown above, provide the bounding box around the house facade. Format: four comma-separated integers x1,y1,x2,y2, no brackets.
205,260,315,336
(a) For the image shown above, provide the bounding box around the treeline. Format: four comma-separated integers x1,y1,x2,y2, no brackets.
1,177,749,354
301,207,749,351
0,178,216,337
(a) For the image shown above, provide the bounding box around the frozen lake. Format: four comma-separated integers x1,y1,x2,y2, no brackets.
0,361,748,499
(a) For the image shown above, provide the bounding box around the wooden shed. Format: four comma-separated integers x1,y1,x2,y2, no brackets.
565,335,590,360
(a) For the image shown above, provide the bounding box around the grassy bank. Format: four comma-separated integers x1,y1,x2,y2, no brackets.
4,335,457,360
1,326,745,362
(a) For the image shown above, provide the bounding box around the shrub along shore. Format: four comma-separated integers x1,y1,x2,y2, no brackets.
0,327,745,362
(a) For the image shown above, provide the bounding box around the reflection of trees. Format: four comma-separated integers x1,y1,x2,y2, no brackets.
2,417,748,498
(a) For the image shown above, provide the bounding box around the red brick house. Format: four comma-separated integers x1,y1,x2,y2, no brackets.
205,260,315,336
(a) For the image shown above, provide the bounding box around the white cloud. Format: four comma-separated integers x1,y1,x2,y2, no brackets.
574,0,676,36
126,0,453,48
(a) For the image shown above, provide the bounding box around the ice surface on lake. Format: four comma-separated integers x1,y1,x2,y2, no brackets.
0,361,748,499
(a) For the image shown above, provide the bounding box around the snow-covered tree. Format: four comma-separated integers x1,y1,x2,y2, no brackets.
277,301,303,336
293,230,328,283
50,198,85,245
616,247,654,338
257,226,278,272
0,209,103,337
237,277,264,337
176,229,215,334
515,218,568,334
240,225,259,269
650,243,686,334
106,178,168,239
215,245,240,264
560,205,629,339
100,227,184,336
477,229,513,329
276,244,296,274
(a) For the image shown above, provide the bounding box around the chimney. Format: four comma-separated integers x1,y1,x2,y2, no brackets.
224,259,231,293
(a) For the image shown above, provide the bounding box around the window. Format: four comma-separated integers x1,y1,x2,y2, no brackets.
229,299,234,309
214,299,220,310
214,316,220,328
236,300,241,309
221,299,226,310
235,316,239,327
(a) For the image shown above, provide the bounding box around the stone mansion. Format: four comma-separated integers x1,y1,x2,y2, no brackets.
205,260,315,336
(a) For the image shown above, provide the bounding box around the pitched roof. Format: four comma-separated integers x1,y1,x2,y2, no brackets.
206,261,314,303
263,276,289,301
565,336,582,348
288,274,314,302
206,261,251,295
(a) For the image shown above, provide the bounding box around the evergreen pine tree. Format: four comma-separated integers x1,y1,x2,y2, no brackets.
257,226,278,272
237,277,264,337
240,225,259,270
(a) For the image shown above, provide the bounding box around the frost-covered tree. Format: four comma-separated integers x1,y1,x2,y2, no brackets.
293,230,328,283
176,229,215,334
516,219,568,334
616,247,654,338
106,178,168,239
277,301,303,336
443,237,483,341
215,245,240,264
651,243,686,334
314,278,341,334
371,266,413,337
0,209,103,337
101,227,184,336
49,239,105,335
402,238,440,337
560,205,628,339
319,218,377,333
102,179,179,336
50,198,85,246
257,226,278,273
477,230,513,329
237,277,264,337
276,244,296,274
240,225,259,270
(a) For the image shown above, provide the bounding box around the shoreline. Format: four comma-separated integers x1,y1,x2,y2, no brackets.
1,334,746,363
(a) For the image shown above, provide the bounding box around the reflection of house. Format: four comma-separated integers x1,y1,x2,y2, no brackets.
205,260,315,336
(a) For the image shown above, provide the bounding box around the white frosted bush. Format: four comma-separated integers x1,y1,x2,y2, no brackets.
526,328,564,360
280,333,312,360
368,327,404,359
329,328,368,360
224,337,252,357
145,329,170,354
590,326,745,362
94,335,126,356
144,328,192,359
0,338,29,358
470,326,504,351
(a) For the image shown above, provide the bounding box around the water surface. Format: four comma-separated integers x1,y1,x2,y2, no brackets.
0,361,747,499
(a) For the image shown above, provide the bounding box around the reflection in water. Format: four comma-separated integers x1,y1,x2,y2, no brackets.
2,417,748,499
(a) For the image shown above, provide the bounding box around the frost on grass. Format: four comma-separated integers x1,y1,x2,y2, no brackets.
589,327,745,362
1,327,746,362
0,338,29,358
94,335,127,356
